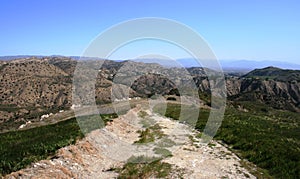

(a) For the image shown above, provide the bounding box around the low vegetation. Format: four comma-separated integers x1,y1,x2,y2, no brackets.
157,137,176,148
139,117,155,128
77,113,118,134
134,124,165,144
153,103,210,128
153,147,173,158
154,102,300,179
0,105,69,132
138,110,148,118
1,99,299,178
115,156,175,178
0,113,118,176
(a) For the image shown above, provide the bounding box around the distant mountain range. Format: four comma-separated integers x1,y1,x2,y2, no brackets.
136,58,300,71
120,58,300,71
1,56,300,71
218,59,300,71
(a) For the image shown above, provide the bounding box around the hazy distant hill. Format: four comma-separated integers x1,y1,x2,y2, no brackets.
2,56,300,71
0,56,46,61
219,59,300,71
132,58,300,71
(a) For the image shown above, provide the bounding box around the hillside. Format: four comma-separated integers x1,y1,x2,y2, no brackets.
226,67,300,112
0,56,299,178
0,57,209,130
243,66,300,82
1,57,300,132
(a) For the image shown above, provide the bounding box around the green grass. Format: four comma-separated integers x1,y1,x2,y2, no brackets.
153,103,210,129
116,156,173,178
134,124,165,144
139,118,155,128
77,113,118,134
215,107,300,179
134,128,155,144
156,137,176,148
0,113,118,176
0,118,83,176
153,147,173,158
154,102,300,179
138,110,148,118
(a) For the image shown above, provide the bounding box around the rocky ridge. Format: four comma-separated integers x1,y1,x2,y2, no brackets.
5,107,255,179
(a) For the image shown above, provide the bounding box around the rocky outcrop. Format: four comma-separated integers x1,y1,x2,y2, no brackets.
233,78,300,111
131,74,177,97
226,70,300,112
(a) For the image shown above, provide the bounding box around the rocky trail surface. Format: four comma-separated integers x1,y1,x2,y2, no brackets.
5,106,255,179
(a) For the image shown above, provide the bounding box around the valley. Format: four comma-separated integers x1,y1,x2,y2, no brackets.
0,56,299,178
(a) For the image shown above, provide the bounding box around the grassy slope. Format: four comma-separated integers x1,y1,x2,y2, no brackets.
1,102,299,178
0,113,117,176
154,103,300,179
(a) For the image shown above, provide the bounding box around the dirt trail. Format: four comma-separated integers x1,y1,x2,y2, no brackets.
5,106,255,179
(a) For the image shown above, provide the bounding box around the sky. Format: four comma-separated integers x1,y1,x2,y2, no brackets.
1,0,300,64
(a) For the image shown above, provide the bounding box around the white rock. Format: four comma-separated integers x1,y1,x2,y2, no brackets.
71,104,81,110
19,124,26,129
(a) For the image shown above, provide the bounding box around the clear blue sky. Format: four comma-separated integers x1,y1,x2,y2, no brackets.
1,0,299,64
